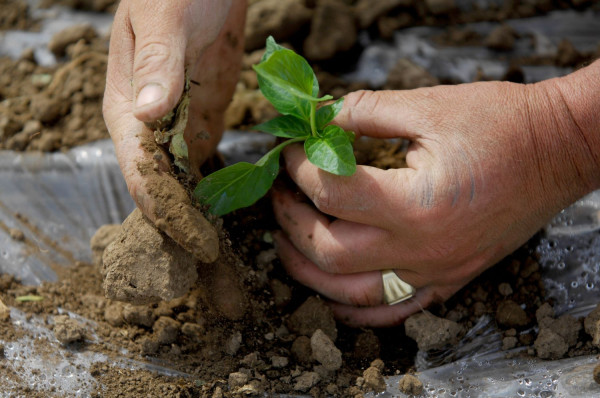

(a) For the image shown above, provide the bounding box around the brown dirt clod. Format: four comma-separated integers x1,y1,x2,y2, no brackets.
534,328,569,360
310,329,342,372
101,208,199,305
398,374,424,396
496,300,529,328
287,296,337,341
53,315,85,345
362,366,386,393
405,312,464,351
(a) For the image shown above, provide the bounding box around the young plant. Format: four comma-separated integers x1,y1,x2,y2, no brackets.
194,37,356,216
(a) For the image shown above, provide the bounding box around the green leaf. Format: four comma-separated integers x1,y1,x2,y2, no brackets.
305,125,356,176
315,98,344,131
260,36,321,102
254,115,311,138
344,129,356,143
16,295,44,302
194,139,301,216
261,36,287,62
194,161,278,216
254,39,331,120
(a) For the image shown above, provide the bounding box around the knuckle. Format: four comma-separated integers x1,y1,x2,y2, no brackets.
347,90,377,112
344,286,378,307
427,244,454,262
315,252,342,274
313,239,353,275
133,41,178,78
345,90,378,135
311,184,342,214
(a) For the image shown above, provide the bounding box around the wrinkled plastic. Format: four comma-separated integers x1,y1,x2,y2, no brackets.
0,141,134,285
346,9,600,86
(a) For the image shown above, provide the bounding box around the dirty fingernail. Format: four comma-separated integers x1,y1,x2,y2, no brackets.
136,83,165,108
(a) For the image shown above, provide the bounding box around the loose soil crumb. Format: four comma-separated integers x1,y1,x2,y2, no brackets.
311,329,342,372
53,314,85,345
398,374,424,395
8,228,24,241
0,298,10,321
404,312,464,351
287,296,337,341
48,24,98,57
362,364,386,393
496,300,529,328
534,328,569,360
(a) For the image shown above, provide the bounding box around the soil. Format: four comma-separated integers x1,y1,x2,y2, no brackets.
1,0,599,396
0,29,108,151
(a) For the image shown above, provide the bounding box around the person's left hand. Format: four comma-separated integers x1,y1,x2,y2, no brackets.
271,81,596,328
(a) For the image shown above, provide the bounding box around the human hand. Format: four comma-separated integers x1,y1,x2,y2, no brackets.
273,77,599,327
103,0,246,261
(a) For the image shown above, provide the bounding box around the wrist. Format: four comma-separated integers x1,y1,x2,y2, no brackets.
529,61,600,198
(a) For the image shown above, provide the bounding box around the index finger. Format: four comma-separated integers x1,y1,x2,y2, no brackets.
333,90,423,140
283,144,417,228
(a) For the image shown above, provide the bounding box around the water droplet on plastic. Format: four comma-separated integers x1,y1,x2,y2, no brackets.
517,389,525,396
571,281,578,288
62,365,75,377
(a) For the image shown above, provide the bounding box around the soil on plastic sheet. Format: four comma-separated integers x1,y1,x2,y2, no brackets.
1,0,600,397
1,138,599,397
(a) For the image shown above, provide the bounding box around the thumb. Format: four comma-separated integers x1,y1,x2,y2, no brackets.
334,90,421,140
129,2,191,123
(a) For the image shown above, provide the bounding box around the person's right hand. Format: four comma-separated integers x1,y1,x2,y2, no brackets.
103,0,246,262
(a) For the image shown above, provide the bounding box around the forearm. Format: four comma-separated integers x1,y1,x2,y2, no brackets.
533,60,600,198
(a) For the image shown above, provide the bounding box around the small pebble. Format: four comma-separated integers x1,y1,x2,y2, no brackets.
9,228,25,241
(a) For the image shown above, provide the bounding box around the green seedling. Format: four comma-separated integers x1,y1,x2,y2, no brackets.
194,37,356,216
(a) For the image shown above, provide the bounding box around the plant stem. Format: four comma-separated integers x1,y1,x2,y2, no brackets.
255,137,305,167
309,102,317,137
